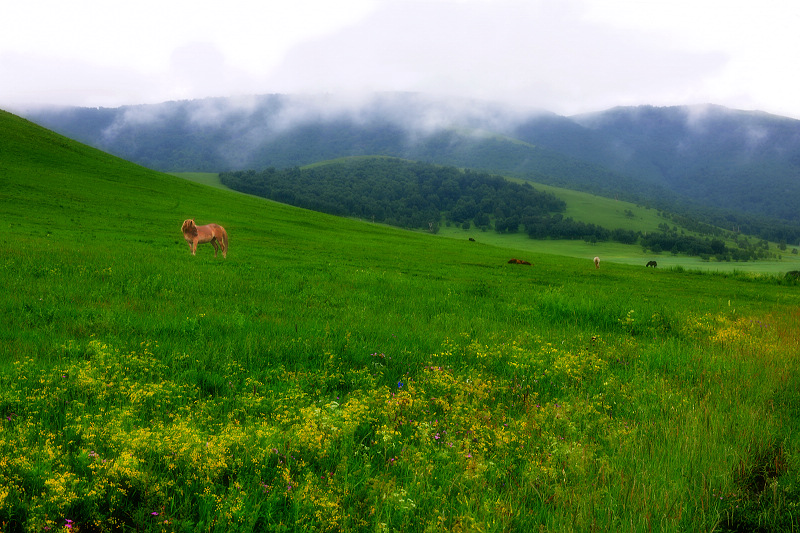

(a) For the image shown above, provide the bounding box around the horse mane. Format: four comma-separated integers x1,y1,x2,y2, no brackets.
182,219,198,237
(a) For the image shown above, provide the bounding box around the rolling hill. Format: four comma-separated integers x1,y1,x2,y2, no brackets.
20,93,800,229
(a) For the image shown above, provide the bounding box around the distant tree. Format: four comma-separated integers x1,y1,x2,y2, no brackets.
710,239,726,255
474,213,490,229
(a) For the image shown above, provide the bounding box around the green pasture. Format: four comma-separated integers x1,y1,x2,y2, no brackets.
3,110,800,532
175,171,800,274
526,181,669,235
437,224,800,274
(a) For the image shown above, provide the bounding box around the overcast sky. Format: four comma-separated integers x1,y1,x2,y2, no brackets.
2,0,799,118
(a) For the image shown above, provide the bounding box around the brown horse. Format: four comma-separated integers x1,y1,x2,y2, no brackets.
181,219,228,258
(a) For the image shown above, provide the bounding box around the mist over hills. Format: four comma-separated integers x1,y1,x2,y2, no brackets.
20,93,800,225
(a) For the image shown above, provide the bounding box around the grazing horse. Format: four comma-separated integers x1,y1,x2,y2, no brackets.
508,258,532,265
594,256,600,269
181,219,228,258
646,260,658,268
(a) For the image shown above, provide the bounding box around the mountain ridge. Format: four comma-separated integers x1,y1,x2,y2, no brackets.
18,93,800,226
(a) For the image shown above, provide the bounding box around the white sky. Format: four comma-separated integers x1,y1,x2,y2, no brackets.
2,0,799,118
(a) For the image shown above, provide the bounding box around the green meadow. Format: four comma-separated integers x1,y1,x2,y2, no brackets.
3,110,800,532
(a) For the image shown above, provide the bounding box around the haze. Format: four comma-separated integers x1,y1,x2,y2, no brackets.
2,0,799,118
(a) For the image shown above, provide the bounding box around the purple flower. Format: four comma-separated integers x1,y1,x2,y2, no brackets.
397,382,403,388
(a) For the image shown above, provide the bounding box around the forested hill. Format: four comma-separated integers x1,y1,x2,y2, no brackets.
20,93,800,228
221,158,566,232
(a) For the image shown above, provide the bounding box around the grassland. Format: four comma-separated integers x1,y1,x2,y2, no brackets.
3,110,800,532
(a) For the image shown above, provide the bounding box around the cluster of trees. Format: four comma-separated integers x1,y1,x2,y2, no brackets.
519,213,636,243
639,232,768,261
220,158,567,230
655,205,800,249
636,221,779,261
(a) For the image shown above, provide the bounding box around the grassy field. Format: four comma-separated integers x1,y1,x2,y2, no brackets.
3,110,800,532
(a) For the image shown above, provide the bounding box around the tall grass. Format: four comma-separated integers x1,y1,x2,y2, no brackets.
2,110,800,532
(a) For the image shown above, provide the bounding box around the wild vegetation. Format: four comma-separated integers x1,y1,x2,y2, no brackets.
3,110,800,532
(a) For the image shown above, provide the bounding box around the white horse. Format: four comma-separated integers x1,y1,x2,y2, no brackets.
593,256,600,269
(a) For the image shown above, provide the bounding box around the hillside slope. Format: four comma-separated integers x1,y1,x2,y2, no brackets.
1,109,213,235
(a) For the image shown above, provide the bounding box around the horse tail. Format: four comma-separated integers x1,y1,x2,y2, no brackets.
222,227,229,257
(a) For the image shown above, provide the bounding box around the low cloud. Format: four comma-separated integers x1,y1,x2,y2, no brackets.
263,1,727,116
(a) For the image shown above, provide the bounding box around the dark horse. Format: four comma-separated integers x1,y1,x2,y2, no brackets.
646,261,658,268
182,219,228,258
